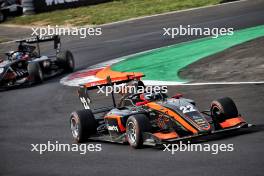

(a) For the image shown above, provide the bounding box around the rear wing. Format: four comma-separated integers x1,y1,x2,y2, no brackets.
78,74,144,111
81,74,144,90
16,35,60,43
16,35,61,55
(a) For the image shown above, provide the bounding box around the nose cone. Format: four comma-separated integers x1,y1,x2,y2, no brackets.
184,112,212,132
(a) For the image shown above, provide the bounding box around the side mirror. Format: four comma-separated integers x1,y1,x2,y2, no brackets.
172,93,183,99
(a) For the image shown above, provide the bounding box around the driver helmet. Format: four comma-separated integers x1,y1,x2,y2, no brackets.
11,52,23,60
140,92,166,101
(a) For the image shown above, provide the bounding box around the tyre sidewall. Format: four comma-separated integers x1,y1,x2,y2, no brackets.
57,50,75,73
70,112,81,142
210,97,239,128
126,114,150,148
0,11,6,22
70,109,97,143
27,62,43,83
126,117,141,148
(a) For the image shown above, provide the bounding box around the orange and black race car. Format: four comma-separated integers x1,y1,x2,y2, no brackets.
70,75,252,148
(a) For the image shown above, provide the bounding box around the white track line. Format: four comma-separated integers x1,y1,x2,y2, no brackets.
0,0,248,45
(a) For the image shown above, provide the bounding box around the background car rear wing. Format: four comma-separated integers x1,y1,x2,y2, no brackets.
78,74,144,111
16,35,61,56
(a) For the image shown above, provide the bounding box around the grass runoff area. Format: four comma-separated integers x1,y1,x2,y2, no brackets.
111,25,264,82
7,0,222,26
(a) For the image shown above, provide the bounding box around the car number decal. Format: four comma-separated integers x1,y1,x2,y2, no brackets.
180,105,196,114
80,97,91,109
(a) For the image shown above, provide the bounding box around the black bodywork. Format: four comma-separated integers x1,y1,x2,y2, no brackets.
0,35,74,88
70,77,251,147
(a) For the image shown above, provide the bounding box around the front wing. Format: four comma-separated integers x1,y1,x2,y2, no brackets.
146,122,253,145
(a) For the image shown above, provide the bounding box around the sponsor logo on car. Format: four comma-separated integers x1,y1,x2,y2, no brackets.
107,125,119,132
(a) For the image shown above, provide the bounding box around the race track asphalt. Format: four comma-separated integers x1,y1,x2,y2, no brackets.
0,0,264,175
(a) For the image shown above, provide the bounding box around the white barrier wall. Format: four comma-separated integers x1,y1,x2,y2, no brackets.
21,0,112,14
21,0,35,14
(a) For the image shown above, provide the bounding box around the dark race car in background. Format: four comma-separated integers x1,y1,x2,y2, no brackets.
69,75,252,148
0,0,23,22
0,35,75,89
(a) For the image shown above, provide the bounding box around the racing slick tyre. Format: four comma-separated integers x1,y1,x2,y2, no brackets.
0,11,6,22
16,7,23,16
210,97,238,128
70,109,98,143
126,114,151,149
27,62,43,84
57,50,75,73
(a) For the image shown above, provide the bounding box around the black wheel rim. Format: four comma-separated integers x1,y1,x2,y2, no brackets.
212,106,221,118
127,121,137,144
70,118,79,139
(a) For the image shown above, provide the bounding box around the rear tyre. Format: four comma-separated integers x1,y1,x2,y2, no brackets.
70,109,97,143
126,114,151,149
210,97,238,128
27,62,43,83
57,50,75,73
0,11,6,23
16,7,23,16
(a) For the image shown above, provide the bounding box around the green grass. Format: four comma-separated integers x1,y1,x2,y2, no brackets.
111,25,264,82
6,0,221,26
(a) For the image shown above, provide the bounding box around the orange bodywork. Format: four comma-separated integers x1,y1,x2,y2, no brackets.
96,66,143,80
146,102,198,134
153,132,179,140
220,117,245,128
105,115,126,132
84,74,143,88
83,66,144,88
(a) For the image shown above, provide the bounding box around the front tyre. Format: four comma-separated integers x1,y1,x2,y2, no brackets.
57,50,75,73
210,97,239,128
27,62,43,83
70,109,97,143
126,114,151,149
